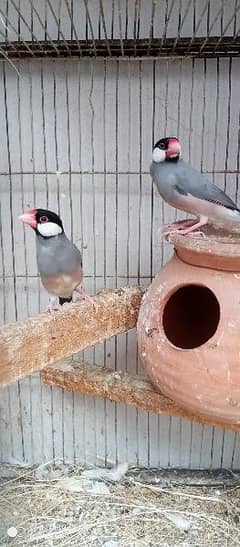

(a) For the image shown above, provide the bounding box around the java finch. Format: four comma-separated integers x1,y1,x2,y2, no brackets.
150,136,240,236
19,208,93,312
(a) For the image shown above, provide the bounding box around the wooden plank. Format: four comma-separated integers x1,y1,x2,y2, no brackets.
0,286,145,387
41,360,240,434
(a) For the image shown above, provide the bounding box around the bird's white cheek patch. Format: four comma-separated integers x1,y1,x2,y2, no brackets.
37,222,62,237
152,148,166,163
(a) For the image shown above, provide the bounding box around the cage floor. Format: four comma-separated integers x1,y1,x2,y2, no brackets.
0,464,240,546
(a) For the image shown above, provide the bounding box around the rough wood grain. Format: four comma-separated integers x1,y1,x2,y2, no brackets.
41,359,240,433
0,286,145,387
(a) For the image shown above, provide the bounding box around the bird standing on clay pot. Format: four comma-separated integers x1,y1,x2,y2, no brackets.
150,136,240,236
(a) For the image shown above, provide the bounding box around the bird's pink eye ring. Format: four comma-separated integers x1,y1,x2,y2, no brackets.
40,216,48,223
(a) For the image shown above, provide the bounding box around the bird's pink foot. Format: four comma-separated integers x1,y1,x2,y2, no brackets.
47,296,60,313
161,218,199,236
162,217,208,237
176,229,206,238
62,301,73,309
74,286,96,308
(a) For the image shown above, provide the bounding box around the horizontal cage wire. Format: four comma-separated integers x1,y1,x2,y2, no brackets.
0,0,239,59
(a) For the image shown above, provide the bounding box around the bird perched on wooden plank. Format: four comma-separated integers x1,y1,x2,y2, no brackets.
150,136,240,236
19,208,92,312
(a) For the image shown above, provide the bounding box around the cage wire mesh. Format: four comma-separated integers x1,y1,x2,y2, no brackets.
0,0,240,467
0,0,239,58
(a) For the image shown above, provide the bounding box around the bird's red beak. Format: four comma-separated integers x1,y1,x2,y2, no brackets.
19,209,37,228
166,138,181,157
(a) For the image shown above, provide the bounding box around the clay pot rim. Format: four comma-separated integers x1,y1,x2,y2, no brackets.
166,229,240,251
166,230,240,271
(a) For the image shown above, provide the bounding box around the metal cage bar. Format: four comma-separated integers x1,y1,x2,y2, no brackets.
0,0,239,59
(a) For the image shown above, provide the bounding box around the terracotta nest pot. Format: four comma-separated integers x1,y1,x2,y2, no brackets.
137,227,240,425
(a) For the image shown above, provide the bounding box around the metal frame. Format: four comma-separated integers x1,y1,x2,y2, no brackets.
0,0,239,59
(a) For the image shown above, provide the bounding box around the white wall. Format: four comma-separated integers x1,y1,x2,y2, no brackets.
0,56,240,467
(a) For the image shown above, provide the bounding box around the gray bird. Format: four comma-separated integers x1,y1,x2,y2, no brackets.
19,208,90,311
150,136,240,235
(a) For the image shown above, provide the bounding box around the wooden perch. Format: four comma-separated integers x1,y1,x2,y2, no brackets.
0,286,145,387
41,360,240,432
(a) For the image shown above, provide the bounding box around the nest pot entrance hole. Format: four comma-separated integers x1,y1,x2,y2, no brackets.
162,285,220,349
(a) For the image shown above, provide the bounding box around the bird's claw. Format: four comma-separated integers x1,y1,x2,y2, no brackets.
187,230,206,238
74,287,96,309
46,290,96,313
161,218,207,238
161,218,199,236
165,228,206,238
62,301,73,309
76,293,96,307
47,297,61,313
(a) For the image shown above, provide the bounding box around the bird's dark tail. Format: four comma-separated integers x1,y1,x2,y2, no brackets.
59,296,72,306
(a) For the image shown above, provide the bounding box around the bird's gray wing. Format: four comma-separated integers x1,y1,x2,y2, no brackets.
56,239,83,272
174,164,239,211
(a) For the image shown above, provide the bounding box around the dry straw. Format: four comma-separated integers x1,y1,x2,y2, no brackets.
0,464,240,546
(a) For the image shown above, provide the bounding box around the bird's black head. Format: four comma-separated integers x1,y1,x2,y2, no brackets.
152,136,181,163
19,208,64,238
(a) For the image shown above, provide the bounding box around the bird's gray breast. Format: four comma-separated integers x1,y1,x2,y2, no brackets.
36,234,82,277
150,161,180,205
